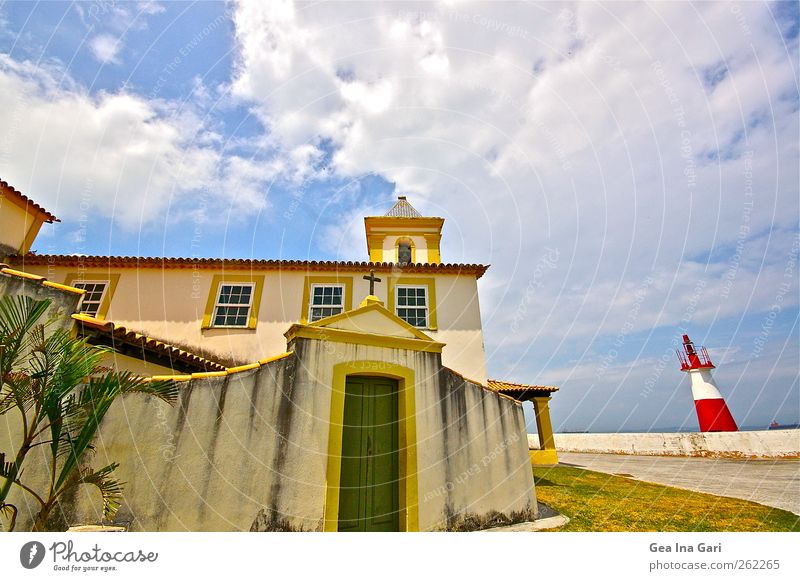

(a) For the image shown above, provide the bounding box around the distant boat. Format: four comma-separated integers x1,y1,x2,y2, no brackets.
769,421,800,430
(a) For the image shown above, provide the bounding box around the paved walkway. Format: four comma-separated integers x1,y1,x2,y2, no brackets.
559,452,800,515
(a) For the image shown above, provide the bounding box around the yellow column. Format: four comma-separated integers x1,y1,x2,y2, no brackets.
530,396,558,466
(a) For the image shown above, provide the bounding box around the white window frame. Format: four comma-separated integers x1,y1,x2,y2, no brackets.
73,280,109,318
308,283,345,323
211,282,255,328
395,284,429,328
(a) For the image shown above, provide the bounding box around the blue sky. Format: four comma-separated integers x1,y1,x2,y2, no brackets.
1,1,797,432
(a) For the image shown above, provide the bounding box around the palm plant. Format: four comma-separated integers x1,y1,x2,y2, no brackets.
0,294,178,531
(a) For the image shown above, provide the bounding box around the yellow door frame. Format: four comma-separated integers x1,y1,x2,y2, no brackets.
324,360,419,532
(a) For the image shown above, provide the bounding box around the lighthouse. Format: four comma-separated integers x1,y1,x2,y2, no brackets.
677,334,738,432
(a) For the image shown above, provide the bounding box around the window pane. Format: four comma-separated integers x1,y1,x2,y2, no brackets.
218,286,232,303
212,284,253,327
310,284,344,314
73,281,108,317
396,286,428,328
310,306,343,322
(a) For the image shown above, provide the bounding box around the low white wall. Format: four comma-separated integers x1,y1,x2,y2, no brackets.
528,430,800,458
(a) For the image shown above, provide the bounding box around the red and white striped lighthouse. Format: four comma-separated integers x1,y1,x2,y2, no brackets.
677,334,738,432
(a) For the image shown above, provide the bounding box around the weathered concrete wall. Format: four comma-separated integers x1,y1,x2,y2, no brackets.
528,430,800,458
0,275,85,529
0,272,80,333
3,354,303,532
2,336,534,531
420,366,537,530
282,338,536,531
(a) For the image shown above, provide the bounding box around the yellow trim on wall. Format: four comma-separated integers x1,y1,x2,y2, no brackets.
1,268,44,281
308,302,437,342
201,274,265,330
63,272,121,320
423,234,442,264
387,276,438,330
42,281,86,295
258,352,293,366
20,216,45,254
286,325,444,353
365,216,445,228
226,362,261,373
300,275,354,324
324,361,419,532
366,235,383,262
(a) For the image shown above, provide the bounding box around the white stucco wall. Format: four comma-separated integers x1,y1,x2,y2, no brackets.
528,430,800,458
2,336,534,531
19,264,488,383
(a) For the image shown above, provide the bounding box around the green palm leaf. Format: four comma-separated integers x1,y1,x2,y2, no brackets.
70,463,124,521
55,372,177,491
0,295,179,530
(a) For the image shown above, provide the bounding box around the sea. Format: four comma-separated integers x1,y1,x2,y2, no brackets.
561,424,800,434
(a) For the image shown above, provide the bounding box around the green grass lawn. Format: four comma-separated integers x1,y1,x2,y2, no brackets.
534,465,800,532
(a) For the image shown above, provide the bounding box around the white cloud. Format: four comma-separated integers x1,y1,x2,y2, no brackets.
88,34,122,64
229,0,798,400
136,1,166,17
0,55,281,230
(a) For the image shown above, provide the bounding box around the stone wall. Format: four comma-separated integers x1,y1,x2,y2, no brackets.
528,430,800,458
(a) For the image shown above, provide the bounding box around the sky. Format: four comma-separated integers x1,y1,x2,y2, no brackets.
0,1,797,433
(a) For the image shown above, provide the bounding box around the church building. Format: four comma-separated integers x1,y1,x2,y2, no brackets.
1,180,559,531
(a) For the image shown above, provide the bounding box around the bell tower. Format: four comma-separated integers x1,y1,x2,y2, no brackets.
364,196,444,264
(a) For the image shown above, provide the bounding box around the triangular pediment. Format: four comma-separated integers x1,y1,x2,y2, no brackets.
309,302,435,341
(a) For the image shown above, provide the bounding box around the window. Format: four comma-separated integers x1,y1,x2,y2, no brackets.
300,276,353,324
64,272,120,319
202,274,264,330
72,281,109,317
211,283,255,327
309,284,345,322
395,285,428,328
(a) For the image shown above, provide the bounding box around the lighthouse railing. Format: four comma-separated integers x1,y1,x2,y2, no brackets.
676,349,691,370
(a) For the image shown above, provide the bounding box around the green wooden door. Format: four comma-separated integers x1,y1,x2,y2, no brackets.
338,376,399,532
